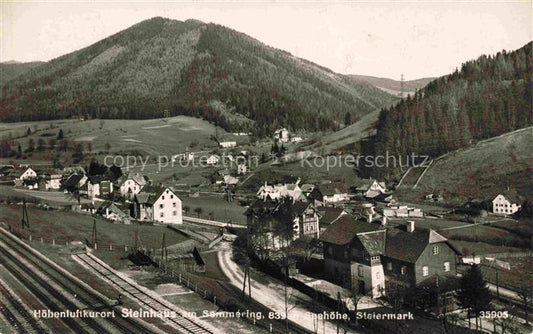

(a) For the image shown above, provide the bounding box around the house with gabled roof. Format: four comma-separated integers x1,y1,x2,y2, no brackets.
492,191,522,215
244,198,320,252
353,179,387,199
61,174,88,193
132,185,182,224
320,218,459,298
117,173,146,199
97,201,131,223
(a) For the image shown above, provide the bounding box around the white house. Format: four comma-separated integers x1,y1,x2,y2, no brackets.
18,167,37,181
257,181,304,202
42,172,62,190
118,173,146,199
354,179,387,198
274,128,289,143
205,155,220,166
133,186,182,224
492,193,522,215
219,141,237,148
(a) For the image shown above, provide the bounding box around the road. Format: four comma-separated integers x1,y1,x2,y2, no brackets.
217,247,359,334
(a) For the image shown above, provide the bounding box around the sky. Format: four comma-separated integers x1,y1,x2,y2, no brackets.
0,1,531,79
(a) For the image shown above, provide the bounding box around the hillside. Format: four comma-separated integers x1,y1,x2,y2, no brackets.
346,75,435,97
0,17,397,136
0,61,43,87
375,42,533,178
396,127,532,205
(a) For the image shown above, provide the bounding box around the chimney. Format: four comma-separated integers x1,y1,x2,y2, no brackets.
407,220,415,232
381,216,387,226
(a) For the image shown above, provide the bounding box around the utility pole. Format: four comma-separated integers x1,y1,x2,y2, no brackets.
21,199,30,229
161,233,167,263
91,219,97,248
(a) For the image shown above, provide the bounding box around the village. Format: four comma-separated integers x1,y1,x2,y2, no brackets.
0,125,530,334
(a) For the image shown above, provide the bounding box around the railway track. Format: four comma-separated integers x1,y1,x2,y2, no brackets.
74,252,215,334
0,278,49,334
0,227,158,334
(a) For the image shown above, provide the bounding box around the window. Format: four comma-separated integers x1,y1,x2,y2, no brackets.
173,211,177,216
444,262,450,272
422,266,429,276
159,204,164,209
401,266,406,275
172,202,176,208
433,246,439,255
387,262,392,271
327,246,333,255
162,196,165,200
160,212,164,218
358,266,363,277
371,256,380,261
171,195,174,199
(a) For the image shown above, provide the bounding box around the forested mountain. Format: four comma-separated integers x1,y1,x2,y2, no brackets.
0,61,43,87
0,17,397,136
346,75,435,96
375,42,532,176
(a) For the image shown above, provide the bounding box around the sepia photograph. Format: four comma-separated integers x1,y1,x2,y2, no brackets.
0,1,531,333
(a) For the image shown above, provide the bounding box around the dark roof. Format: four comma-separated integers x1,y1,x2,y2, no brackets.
62,174,84,187
319,215,383,245
357,231,386,256
136,186,175,205
319,207,346,224
307,188,323,201
244,199,280,217
353,179,375,191
384,229,450,263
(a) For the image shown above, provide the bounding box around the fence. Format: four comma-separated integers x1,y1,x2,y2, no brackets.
5,224,305,334
145,252,309,334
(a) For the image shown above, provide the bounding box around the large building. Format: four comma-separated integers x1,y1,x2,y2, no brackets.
132,185,182,224
320,218,458,298
244,199,320,252
492,192,522,215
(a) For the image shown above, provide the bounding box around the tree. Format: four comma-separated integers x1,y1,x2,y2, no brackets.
72,143,84,163
27,138,35,152
193,207,203,217
183,206,190,216
456,264,492,330
57,129,64,140
344,112,352,126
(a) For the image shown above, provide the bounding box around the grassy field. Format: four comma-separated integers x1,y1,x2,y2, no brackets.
0,185,91,206
0,203,188,248
181,196,247,225
0,116,251,163
398,127,533,205
301,109,380,154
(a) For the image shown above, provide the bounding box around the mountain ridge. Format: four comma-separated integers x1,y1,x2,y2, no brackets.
0,17,398,136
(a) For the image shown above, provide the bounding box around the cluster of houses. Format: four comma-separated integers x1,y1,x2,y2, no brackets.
0,165,184,225
273,128,303,144
245,176,527,309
